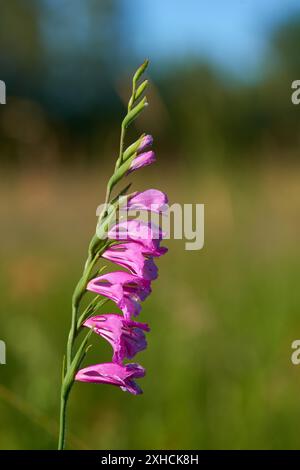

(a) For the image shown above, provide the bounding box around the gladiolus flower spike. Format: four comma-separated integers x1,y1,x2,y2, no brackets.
58,60,168,450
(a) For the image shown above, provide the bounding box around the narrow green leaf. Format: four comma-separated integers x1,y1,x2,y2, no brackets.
135,80,148,101
77,297,110,328
107,159,132,192
122,135,144,161
122,97,148,129
110,183,132,205
133,59,149,84
62,329,93,394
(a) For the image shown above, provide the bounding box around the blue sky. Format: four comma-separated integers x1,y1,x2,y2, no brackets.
127,0,300,78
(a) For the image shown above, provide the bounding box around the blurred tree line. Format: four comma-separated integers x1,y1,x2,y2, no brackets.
0,0,300,167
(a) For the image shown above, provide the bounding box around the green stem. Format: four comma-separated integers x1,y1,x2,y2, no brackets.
58,387,70,450
66,305,78,369
116,124,126,169
115,75,137,170
58,253,97,450
67,254,99,368
76,297,108,332
58,245,107,450
99,182,113,221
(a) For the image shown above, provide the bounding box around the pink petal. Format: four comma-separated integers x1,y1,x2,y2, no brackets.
126,189,168,214
75,362,145,395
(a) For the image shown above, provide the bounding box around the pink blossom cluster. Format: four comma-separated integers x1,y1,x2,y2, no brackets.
75,140,168,395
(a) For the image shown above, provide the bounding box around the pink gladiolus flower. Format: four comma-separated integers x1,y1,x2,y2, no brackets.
84,314,150,363
102,242,158,280
87,271,151,318
138,134,153,152
58,64,169,452
127,151,155,174
108,220,166,253
75,362,145,395
126,189,168,214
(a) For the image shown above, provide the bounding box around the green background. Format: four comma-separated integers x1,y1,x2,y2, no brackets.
0,0,300,449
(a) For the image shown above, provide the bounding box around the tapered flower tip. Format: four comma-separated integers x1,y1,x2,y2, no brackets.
75,362,146,395
127,189,168,214
128,151,155,174
84,314,150,362
138,135,153,152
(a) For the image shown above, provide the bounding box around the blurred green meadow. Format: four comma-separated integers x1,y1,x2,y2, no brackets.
1,161,300,449
1,0,300,450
